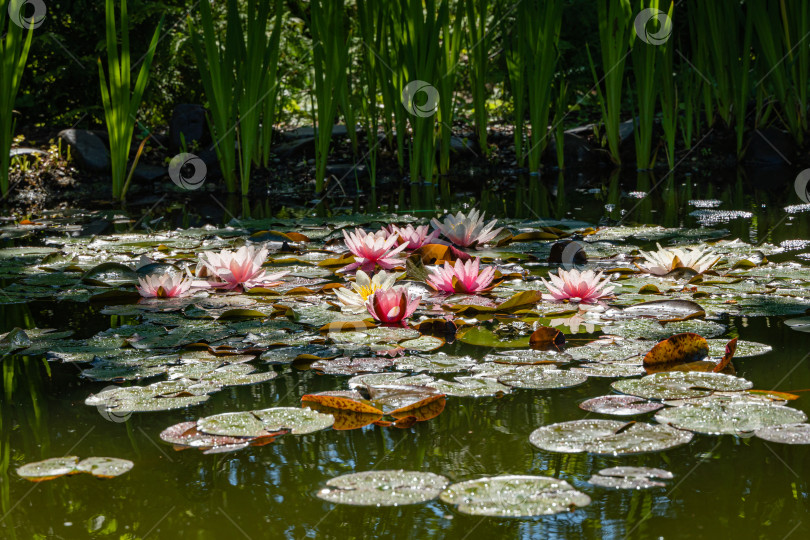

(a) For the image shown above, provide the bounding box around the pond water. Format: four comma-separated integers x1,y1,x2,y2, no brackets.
2,169,810,539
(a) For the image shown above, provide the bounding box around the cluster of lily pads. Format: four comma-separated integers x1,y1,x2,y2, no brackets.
5,208,810,515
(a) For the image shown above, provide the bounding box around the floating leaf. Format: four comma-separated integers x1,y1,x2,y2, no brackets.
579,395,664,416
622,299,706,321
655,401,807,435
198,407,334,437
439,475,590,517
16,457,79,482
498,367,588,390
76,457,134,478
217,309,268,320
394,353,477,374
612,372,753,401
529,326,565,349
317,470,449,506
642,333,709,369
457,327,530,348
429,377,510,397
755,423,810,445
311,357,394,376
399,335,445,352
529,419,693,455
589,466,673,489
301,391,383,415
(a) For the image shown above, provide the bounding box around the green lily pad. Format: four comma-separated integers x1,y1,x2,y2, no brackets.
579,395,663,416
76,457,134,478
754,423,810,445
428,376,511,397
589,466,673,489
16,457,79,481
529,419,693,455
394,353,478,374
198,407,334,437
654,401,807,435
439,475,590,517
317,470,449,506
612,372,753,401
498,367,588,390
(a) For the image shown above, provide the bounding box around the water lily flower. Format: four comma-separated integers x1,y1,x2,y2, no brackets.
137,272,193,298
431,209,503,248
341,228,408,273
334,270,397,311
636,243,720,276
366,286,420,325
197,245,287,291
388,224,440,250
426,257,496,294
541,268,614,304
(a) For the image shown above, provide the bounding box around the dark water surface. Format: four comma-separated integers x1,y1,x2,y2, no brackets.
2,169,810,539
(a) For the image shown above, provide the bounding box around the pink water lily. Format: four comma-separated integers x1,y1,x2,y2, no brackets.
431,209,503,248
366,286,420,325
426,257,496,294
341,228,408,273
197,245,287,291
388,224,440,250
541,268,614,304
137,273,192,298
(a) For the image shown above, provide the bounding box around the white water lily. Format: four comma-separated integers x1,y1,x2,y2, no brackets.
334,270,397,311
636,243,720,276
430,209,503,248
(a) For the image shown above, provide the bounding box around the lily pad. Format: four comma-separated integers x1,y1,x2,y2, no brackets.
589,466,673,489
76,457,134,478
654,401,807,435
428,376,511,397
16,457,79,481
754,423,810,445
317,470,449,506
529,419,693,455
612,372,753,401
200,407,335,437
394,353,478,374
498,367,588,390
439,475,590,517
579,395,664,416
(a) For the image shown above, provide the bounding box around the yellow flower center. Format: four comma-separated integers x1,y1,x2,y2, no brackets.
356,283,380,301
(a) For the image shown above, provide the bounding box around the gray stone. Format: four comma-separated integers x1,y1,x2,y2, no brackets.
58,129,111,172
131,164,166,183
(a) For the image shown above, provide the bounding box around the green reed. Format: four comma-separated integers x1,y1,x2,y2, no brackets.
588,0,633,165
656,1,676,169
0,0,35,198
391,0,449,189
692,0,753,156
357,0,387,189
189,0,284,195
751,0,809,145
99,0,162,201
464,0,501,155
553,81,568,170
631,0,669,170
437,1,463,175
505,29,526,167
678,58,702,151
518,0,564,172
310,0,351,195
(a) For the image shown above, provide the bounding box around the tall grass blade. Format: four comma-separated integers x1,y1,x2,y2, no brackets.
0,0,35,197
99,0,162,200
